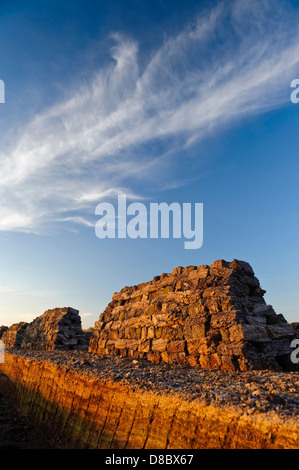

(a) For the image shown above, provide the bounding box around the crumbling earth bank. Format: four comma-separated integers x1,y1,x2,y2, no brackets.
0,350,298,449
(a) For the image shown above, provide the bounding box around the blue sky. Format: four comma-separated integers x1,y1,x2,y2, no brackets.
0,0,299,328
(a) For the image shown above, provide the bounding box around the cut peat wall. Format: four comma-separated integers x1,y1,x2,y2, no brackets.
0,351,298,449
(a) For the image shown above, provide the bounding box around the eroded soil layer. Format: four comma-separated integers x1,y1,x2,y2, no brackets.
0,350,298,449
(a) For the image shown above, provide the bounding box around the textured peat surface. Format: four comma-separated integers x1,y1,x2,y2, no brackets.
5,349,299,418
0,351,298,449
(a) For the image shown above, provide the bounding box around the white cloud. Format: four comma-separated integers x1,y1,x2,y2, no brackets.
0,0,298,232
0,285,19,293
81,312,94,318
0,284,49,296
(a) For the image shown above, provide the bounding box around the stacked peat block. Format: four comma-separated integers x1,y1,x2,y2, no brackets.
0,326,8,339
21,307,88,351
1,322,29,349
290,323,299,334
89,259,298,371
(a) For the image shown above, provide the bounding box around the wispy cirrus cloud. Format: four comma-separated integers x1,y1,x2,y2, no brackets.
0,0,299,232
0,284,49,297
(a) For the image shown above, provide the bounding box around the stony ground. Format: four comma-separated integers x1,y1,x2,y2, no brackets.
6,349,299,422
0,386,51,449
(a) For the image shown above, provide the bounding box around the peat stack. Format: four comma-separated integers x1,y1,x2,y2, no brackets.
89,259,298,371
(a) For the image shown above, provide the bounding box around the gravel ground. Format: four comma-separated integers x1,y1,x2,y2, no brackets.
5,349,299,421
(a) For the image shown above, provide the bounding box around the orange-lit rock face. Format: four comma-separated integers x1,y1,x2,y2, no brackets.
89,260,297,371
0,351,298,449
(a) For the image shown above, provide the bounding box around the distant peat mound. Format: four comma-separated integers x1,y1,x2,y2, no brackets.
1,307,88,351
